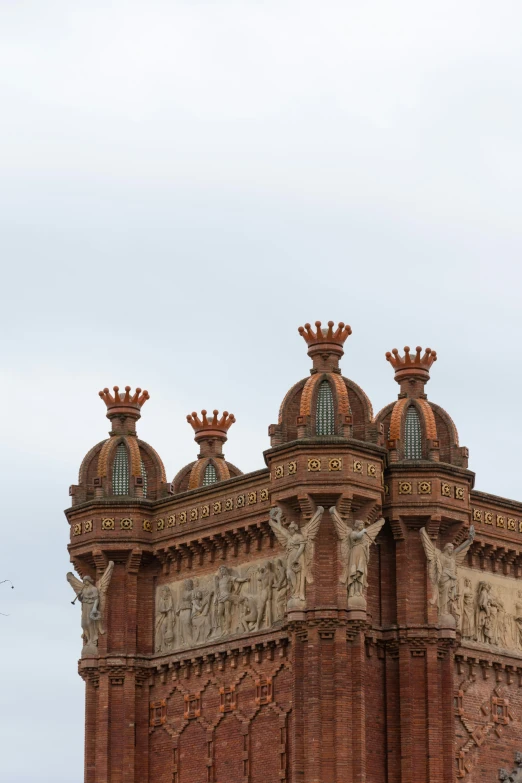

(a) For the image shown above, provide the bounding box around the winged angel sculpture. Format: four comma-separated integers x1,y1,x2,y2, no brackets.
420,526,474,625
329,507,385,608
67,561,115,656
268,506,324,605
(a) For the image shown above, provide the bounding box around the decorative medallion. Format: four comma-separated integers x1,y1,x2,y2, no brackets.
398,481,412,495
472,509,482,522
73,523,82,536
225,498,233,511
120,518,133,530
418,481,431,495
329,458,342,471
308,458,321,472
288,461,297,475
83,520,93,533
260,488,269,502
101,518,115,530
367,463,376,477
184,693,201,720
455,487,465,500
484,512,493,525
190,508,198,521
219,685,237,713
497,515,505,528
143,520,152,532
149,700,166,727
255,677,273,705
441,483,451,497
508,517,516,531
156,518,165,531
236,495,245,508
275,465,284,479
167,515,175,527
179,511,187,524
201,505,210,518
353,460,363,473
213,501,222,514
248,492,257,505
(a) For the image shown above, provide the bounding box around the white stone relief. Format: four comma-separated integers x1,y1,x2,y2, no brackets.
456,566,522,654
330,507,384,610
268,505,324,609
420,526,475,627
154,557,287,653
67,561,115,657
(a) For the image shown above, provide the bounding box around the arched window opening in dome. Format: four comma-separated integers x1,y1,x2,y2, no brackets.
112,443,130,494
203,461,218,486
140,459,148,498
405,406,422,459
316,380,335,435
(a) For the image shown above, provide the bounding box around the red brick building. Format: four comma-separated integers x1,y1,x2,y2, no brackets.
66,321,522,783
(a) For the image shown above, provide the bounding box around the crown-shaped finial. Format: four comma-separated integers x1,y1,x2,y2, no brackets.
298,321,352,371
99,386,150,418
187,410,236,442
386,346,437,384
298,320,352,349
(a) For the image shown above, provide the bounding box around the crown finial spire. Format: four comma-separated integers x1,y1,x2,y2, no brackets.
186,409,236,458
99,386,149,417
298,320,352,372
385,346,437,395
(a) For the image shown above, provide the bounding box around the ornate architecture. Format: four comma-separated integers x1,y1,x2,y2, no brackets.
66,322,522,782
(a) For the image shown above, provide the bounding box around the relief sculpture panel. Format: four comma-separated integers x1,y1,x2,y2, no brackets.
155,557,287,653
456,566,522,654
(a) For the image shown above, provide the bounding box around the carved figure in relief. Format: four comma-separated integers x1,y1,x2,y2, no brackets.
255,563,275,630
155,586,175,652
461,578,475,640
329,507,385,610
515,592,522,648
268,505,324,605
274,558,288,617
420,526,474,626
215,566,249,635
238,593,260,632
475,581,492,643
178,579,195,645
67,561,114,656
191,589,212,643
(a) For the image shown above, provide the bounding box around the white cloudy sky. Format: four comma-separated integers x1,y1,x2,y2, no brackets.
1,2,522,780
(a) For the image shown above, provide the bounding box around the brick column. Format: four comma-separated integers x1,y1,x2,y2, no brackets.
84,673,98,783
304,626,321,783
334,626,351,782
351,630,366,783
95,672,110,783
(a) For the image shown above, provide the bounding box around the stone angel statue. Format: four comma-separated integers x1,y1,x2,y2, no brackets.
420,526,474,625
268,505,324,605
329,507,385,609
67,561,115,656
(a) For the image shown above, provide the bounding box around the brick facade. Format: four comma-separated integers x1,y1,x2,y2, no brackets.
67,324,522,782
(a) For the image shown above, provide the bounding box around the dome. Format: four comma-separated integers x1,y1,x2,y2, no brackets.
171,409,242,493
373,346,468,467
268,321,376,446
69,386,167,505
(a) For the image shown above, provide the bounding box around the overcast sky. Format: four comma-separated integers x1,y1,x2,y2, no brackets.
2,2,522,780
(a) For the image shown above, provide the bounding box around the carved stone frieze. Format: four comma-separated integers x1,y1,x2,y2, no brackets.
456,566,522,654
155,557,288,654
